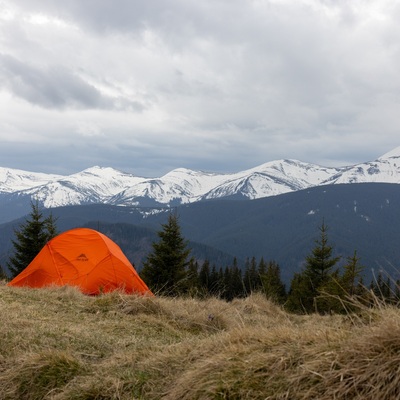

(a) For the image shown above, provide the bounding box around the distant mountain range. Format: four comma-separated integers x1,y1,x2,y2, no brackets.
1,147,400,223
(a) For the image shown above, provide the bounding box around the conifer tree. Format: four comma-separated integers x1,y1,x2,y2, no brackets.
209,264,220,295
372,272,384,299
384,276,392,302
140,213,191,296
186,259,200,296
224,263,245,301
216,267,225,296
341,250,364,297
45,213,59,239
221,266,232,300
372,271,392,302
244,256,258,293
304,221,340,292
222,258,245,301
232,265,245,299
8,200,58,278
286,220,339,313
257,257,267,277
316,251,365,314
260,261,287,304
285,272,312,313
198,259,211,295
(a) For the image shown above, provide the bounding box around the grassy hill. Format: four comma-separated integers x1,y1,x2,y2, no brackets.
1,283,400,399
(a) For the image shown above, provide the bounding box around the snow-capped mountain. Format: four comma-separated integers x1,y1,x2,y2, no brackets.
21,167,146,208
1,147,400,212
324,147,400,185
199,160,340,201
0,168,62,193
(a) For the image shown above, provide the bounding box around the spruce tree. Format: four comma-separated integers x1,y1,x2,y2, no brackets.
198,259,211,295
209,264,220,295
285,272,312,313
244,256,258,293
341,250,364,297
304,221,340,292
224,262,245,301
8,200,58,278
186,259,200,295
372,271,392,302
286,220,339,313
260,261,287,304
140,213,191,296
316,251,365,314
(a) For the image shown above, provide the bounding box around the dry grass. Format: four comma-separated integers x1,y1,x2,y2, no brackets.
1,285,400,399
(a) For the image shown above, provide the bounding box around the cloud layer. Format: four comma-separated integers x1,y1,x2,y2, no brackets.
1,0,399,176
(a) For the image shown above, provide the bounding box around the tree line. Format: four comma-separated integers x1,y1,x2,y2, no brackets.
140,214,400,314
3,202,400,314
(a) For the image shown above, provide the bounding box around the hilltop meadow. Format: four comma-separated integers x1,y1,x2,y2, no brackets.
1,283,400,399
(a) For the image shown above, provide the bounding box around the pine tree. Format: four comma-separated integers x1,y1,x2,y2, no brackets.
244,256,258,294
341,250,364,297
209,264,220,295
198,259,211,295
372,272,392,302
260,261,287,304
373,271,385,300
186,259,200,296
304,221,340,292
224,262,245,301
285,272,312,313
8,201,58,278
221,266,232,300
317,268,346,314
45,213,59,239
384,276,392,301
318,251,366,314
286,220,340,313
258,257,267,277
140,213,191,296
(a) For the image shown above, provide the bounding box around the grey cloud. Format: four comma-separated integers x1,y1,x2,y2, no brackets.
0,54,109,109
0,54,146,111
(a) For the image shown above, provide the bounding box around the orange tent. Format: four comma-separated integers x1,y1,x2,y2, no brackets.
8,227,153,296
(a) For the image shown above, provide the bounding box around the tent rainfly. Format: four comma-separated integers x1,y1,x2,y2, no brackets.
8,227,153,296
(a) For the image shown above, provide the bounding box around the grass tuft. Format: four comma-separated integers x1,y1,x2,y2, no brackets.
0,350,84,400
1,286,400,399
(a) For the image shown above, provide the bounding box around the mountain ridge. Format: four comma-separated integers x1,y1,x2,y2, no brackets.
1,147,400,223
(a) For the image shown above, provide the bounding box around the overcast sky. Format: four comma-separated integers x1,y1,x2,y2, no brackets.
1,1,399,177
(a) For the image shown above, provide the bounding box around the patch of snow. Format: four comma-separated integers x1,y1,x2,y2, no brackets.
378,146,400,160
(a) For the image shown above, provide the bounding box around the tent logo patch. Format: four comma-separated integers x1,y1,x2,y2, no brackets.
77,253,89,261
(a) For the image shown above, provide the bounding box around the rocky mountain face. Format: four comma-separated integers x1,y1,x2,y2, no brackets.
1,147,400,218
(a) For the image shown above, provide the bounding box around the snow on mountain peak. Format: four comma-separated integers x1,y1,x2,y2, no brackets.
1,146,400,209
0,167,62,193
72,166,136,179
378,146,400,160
